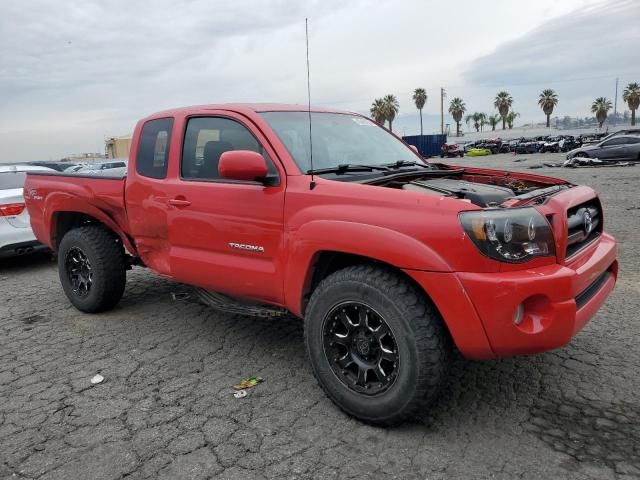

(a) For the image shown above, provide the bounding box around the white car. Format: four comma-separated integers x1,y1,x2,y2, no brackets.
0,165,55,258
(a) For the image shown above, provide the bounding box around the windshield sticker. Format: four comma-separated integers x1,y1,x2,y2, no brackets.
352,117,374,126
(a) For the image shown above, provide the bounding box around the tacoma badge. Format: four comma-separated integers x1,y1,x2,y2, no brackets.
229,242,265,253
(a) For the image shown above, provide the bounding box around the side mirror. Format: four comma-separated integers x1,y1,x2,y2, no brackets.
218,150,269,182
409,145,419,154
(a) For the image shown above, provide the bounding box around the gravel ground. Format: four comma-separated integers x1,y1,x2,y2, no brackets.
1,152,639,480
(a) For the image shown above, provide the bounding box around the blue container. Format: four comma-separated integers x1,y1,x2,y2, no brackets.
402,134,447,157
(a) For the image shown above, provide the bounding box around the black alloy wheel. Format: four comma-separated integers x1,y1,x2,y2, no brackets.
57,226,126,313
323,302,399,396
65,246,93,297
304,265,451,425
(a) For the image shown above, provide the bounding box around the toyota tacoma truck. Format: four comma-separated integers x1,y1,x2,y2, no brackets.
24,104,617,425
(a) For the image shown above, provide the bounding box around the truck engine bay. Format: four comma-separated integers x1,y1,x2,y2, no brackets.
370,168,571,207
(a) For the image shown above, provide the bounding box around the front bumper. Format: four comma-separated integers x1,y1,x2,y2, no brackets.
405,233,617,360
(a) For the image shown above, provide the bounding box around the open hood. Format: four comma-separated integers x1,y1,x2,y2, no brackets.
365,163,571,208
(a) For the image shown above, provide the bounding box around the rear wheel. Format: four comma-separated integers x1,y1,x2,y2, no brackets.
305,265,450,425
58,226,126,313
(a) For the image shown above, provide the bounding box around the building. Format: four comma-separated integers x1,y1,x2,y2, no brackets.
105,135,132,159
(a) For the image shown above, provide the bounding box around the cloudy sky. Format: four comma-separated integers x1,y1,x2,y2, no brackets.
1,0,638,161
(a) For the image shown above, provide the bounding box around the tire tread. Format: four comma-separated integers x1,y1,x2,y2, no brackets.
58,225,126,313
304,264,450,425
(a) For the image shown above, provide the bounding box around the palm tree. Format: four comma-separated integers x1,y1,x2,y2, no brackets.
370,98,386,125
478,112,487,132
505,112,519,129
538,89,558,128
494,91,513,130
465,112,482,132
413,88,427,136
488,114,500,131
448,97,466,137
591,97,612,128
623,82,640,126
382,94,399,131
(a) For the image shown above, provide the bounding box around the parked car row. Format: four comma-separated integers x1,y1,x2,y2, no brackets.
460,139,510,155
449,129,640,159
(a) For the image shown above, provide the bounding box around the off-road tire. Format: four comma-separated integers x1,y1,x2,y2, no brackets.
58,226,126,313
304,265,450,425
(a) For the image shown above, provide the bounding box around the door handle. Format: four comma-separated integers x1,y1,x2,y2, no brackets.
168,198,191,207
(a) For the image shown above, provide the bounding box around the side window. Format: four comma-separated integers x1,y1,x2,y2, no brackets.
136,118,174,179
181,117,276,180
602,138,625,147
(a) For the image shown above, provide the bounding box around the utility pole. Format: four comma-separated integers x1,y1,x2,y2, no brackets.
613,77,619,126
440,88,446,135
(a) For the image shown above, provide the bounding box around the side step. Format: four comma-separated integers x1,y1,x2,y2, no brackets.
194,288,289,318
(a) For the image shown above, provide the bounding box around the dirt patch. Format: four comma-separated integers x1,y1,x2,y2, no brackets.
20,314,47,325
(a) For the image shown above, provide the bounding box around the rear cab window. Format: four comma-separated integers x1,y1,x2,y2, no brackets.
136,118,174,179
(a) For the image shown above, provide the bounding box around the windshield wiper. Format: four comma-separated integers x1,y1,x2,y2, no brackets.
384,160,432,169
306,163,391,175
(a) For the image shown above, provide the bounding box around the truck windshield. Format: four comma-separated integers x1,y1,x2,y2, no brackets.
260,112,426,173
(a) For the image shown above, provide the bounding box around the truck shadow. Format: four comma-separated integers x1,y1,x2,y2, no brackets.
0,251,55,273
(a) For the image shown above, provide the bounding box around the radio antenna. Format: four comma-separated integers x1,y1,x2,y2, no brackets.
305,18,316,190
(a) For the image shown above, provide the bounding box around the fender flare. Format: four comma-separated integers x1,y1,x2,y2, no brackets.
284,220,452,315
44,192,136,254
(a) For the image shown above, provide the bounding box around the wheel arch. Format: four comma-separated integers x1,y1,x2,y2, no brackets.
295,250,441,317
51,210,136,254
284,221,452,317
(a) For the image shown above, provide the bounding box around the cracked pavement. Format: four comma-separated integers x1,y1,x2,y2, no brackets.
1,153,639,479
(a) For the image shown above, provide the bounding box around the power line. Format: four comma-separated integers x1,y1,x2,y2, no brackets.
613,77,619,126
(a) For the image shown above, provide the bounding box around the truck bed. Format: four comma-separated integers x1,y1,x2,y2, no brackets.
24,171,129,250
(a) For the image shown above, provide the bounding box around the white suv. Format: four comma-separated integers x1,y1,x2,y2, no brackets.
0,165,54,258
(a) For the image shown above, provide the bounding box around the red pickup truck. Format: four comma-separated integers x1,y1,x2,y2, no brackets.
24,104,617,424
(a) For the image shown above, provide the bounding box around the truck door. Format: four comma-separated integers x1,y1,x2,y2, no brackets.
163,113,286,305
125,117,176,275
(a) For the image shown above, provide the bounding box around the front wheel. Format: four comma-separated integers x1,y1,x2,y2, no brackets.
304,265,450,425
58,226,126,313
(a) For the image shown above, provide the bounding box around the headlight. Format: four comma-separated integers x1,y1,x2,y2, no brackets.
459,208,555,263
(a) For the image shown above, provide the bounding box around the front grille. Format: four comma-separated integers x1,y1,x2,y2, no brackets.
575,267,613,309
565,200,602,258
